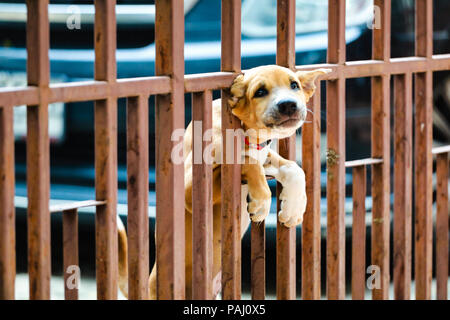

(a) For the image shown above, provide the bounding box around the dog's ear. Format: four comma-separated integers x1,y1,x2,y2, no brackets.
229,74,246,108
296,68,331,101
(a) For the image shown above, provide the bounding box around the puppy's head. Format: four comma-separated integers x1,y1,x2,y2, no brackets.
229,65,330,140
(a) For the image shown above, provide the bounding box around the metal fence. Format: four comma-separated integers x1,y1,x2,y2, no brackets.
0,0,449,300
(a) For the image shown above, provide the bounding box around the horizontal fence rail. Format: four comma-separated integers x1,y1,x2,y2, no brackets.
4,55,450,106
0,0,449,301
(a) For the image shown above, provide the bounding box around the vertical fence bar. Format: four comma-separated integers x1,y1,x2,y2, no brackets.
301,86,321,300
155,0,185,300
435,152,448,300
192,91,213,300
326,0,346,300
94,0,118,300
0,105,15,300
415,0,433,58
26,0,51,300
63,209,79,300
276,0,296,69
393,73,412,300
276,137,296,300
251,222,265,300
414,0,433,300
221,0,242,300
127,95,149,300
371,0,391,301
351,166,366,300
275,0,296,300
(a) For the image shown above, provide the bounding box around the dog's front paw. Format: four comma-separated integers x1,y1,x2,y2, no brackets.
248,196,271,223
277,164,307,228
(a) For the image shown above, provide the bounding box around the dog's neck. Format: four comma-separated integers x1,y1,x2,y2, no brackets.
244,136,272,150
241,122,297,145
240,123,273,145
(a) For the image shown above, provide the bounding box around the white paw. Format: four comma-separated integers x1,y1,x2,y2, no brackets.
277,164,307,228
248,197,271,223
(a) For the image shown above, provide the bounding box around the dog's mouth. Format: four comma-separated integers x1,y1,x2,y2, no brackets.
275,117,302,128
264,116,302,128
263,106,306,129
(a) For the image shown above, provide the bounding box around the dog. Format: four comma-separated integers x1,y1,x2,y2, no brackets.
117,65,330,299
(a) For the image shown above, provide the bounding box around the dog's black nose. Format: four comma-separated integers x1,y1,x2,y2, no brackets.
277,100,298,116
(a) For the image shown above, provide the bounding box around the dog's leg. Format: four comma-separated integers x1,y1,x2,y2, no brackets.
148,263,157,299
117,216,129,298
242,159,272,222
265,149,307,227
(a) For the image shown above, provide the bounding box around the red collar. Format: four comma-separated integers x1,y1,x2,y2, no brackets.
244,137,272,150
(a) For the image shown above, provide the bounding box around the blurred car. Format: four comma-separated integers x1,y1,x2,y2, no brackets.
1,0,448,293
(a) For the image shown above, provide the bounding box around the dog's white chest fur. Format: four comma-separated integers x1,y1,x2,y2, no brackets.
244,145,271,165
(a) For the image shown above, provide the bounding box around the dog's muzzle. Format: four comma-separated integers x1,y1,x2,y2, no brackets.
271,98,306,128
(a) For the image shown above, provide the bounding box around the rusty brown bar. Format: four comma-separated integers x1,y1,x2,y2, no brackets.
220,93,242,300
221,0,241,72
0,105,15,300
185,55,450,84
0,87,39,108
327,0,346,65
2,55,450,108
251,222,265,300
352,166,366,300
116,77,172,97
414,72,433,300
275,0,296,301
220,0,242,300
326,0,346,300
296,55,450,79
301,86,321,300
49,77,170,104
127,95,149,300
325,69,346,301
435,152,448,300
416,0,433,58
185,72,236,93
115,76,172,97
26,0,51,300
63,209,79,300
94,0,118,300
155,0,186,300
393,73,413,300
191,90,214,300
370,75,391,301
276,0,296,69
49,81,109,104
276,138,296,300
373,0,391,62
414,0,433,301
371,0,391,301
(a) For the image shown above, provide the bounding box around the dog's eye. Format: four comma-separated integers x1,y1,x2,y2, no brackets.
290,81,300,90
254,87,268,98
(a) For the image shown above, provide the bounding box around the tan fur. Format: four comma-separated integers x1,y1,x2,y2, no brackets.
118,65,330,299
117,216,129,298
